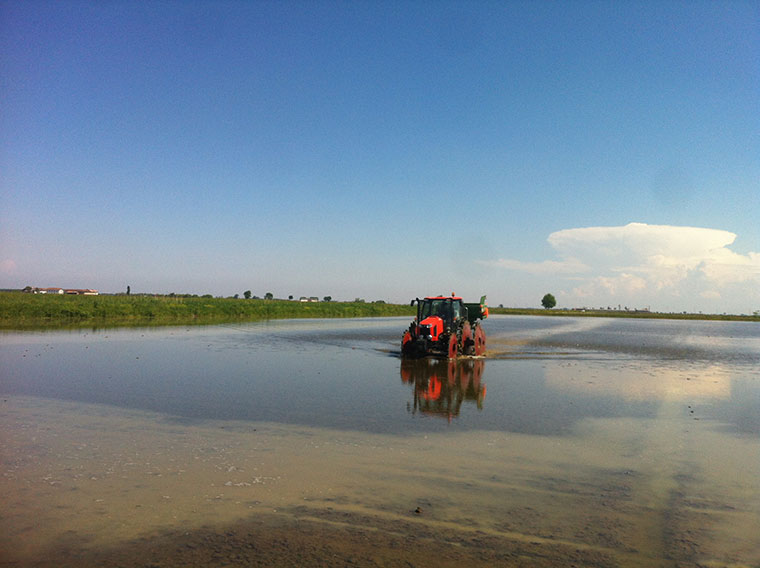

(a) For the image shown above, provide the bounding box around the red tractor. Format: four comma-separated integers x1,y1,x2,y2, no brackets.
401,294,488,358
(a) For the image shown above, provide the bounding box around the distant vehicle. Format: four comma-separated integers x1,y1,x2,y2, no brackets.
401,294,488,358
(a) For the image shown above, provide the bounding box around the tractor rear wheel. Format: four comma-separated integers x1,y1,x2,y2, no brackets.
447,334,458,358
461,321,474,355
474,326,486,356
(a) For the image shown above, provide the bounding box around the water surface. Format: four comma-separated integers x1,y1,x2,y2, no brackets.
1,316,758,567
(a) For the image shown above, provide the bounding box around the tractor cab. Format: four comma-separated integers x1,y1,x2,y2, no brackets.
418,296,465,329
413,296,465,345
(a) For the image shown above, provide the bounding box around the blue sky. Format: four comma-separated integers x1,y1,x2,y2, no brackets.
1,1,758,313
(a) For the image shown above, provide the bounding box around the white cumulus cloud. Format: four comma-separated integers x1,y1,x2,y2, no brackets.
482,223,760,313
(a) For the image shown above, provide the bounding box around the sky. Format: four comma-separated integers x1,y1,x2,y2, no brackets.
1,1,758,314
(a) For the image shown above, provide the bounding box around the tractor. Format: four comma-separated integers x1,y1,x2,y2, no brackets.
401,294,488,358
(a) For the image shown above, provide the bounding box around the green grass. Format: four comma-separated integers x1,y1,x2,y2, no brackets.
1,292,756,330
0,292,415,330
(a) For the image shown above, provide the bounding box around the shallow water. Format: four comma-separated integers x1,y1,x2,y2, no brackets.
1,316,758,567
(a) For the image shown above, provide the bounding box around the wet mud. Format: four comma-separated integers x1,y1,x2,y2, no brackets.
5,509,620,568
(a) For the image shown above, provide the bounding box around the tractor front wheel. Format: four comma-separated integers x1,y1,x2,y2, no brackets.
401,331,414,357
447,334,458,358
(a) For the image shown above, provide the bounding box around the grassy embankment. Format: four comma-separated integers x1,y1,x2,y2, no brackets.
0,292,415,330
1,292,756,330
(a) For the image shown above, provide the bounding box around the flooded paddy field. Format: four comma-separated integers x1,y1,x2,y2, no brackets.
1,316,758,567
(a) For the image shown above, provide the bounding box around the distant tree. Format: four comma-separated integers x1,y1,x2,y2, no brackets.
323,296,332,302
288,295,294,300
541,293,557,309
354,298,365,303
233,293,239,299
264,292,274,300
244,290,251,299
126,285,130,296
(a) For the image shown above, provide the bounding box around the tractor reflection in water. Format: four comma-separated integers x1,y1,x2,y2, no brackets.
400,358,486,421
